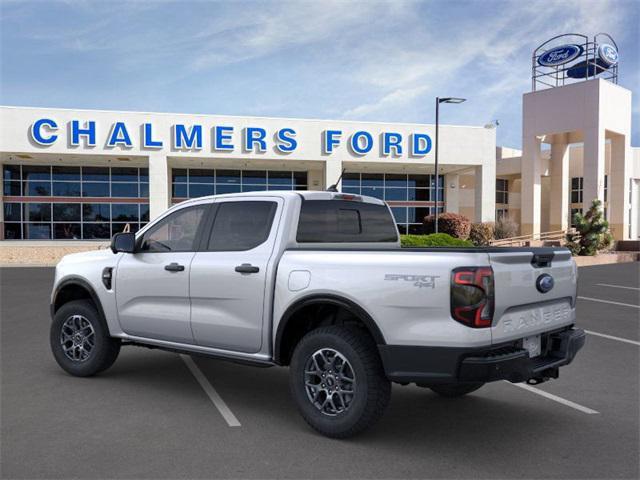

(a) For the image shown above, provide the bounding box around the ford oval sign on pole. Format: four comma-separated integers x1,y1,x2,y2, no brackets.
537,44,583,67
598,44,618,66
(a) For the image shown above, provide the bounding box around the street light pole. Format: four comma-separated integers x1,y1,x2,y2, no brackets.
435,97,440,233
433,96,466,234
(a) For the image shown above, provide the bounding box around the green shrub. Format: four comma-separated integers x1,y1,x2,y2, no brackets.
423,212,471,239
565,199,613,256
401,233,474,248
494,216,519,239
469,222,495,246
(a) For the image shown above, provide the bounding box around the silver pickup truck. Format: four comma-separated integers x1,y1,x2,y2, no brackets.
50,191,585,438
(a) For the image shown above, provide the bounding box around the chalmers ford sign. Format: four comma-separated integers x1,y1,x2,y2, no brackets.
29,118,434,157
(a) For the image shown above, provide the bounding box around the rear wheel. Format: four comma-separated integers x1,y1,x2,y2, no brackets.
50,300,120,377
289,325,391,438
429,382,484,397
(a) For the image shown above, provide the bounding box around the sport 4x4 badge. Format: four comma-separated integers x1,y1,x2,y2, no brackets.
384,274,439,289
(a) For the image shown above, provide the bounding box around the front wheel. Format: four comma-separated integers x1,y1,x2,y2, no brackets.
289,325,391,438
50,300,121,377
429,382,484,397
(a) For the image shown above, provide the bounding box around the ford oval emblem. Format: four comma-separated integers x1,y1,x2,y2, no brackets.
538,44,583,67
598,43,618,66
536,274,555,294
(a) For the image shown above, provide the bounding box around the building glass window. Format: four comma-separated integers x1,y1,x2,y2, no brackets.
570,177,583,203
496,178,508,204
496,208,509,219
171,168,308,200
570,208,583,228
341,172,444,234
2,164,149,240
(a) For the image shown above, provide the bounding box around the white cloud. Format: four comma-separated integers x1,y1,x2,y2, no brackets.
338,0,629,121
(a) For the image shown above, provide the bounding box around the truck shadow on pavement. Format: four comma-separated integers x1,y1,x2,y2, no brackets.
102,348,585,450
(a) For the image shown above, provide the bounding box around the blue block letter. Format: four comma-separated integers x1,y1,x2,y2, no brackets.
214,126,234,151
244,127,267,152
71,120,96,146
383,132,403,156
107,122,133,147
350,131,373,155
143,123,163,148
323,130,342,154
174,124,203,150
275,128,297,153
411,133,432,156
30,118,58,145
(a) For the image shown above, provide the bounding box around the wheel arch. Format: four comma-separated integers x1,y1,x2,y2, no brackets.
51,277,107,328
274,294,386,366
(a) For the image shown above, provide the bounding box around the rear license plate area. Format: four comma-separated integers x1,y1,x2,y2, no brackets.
522,335,541,357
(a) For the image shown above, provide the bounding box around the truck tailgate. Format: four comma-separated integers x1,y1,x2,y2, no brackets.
489,248,577,344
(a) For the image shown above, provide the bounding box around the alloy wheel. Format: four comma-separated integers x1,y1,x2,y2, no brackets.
60,315,96,362
304,348,356,416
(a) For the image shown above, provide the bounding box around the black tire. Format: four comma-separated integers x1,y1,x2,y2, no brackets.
289,325,391,438
50,299,121,377
429,382,484,398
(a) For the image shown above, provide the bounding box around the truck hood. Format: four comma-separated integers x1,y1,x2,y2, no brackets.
57,247,116,267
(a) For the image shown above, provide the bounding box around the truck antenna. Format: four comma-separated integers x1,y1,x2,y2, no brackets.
326,168,346,192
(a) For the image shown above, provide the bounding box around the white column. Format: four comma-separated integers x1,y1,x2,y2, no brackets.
609,134,631,240
324,158,343,190
521,135,542,236
549,135,570,232
148,153,170,220
445,173,459,214
474,164,495,223
582,126,605,211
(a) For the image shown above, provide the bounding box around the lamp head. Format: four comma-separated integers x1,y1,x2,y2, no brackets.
438,97,466,104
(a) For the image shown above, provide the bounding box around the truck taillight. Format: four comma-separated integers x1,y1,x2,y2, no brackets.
450,267,494,328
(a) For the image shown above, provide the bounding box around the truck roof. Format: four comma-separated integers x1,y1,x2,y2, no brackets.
179,190,387,206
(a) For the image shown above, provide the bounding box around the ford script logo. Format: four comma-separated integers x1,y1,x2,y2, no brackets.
536,274,555,294
598,43,618,66
538,44,583,67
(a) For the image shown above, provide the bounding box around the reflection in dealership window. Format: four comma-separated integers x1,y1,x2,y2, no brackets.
2,164,149,240
171,168,308,200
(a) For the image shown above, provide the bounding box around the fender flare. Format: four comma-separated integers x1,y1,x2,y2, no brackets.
273,294,386,365
51,276,108,328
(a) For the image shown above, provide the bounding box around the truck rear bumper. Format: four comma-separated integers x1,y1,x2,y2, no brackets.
378,327,585,385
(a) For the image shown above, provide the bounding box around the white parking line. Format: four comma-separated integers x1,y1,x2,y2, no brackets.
507,382,599,415
180,354,241,427
595,283,640,291
577,296,640,309
585,330,640,347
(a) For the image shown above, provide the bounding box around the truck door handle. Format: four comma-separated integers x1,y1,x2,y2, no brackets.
164,262,185,272
235,263,260,274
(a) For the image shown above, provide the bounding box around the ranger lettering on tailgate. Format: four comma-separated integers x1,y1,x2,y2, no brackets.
502,302,572,333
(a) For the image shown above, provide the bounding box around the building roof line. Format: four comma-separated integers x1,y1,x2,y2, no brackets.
0,105,490,130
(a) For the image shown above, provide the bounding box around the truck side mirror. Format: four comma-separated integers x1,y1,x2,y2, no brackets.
110,232,136,254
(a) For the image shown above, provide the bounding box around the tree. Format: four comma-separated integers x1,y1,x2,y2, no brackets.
565,199,613,256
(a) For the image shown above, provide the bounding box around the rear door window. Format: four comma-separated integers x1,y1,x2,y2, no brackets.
207,201,277,251
297,200,398,243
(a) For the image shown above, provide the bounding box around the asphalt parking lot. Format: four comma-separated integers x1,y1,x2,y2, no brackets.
1,263,638,479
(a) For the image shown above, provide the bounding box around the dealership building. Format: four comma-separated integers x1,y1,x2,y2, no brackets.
0,106,497,240
0,34,638,247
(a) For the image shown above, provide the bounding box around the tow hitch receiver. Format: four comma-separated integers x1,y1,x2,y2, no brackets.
526,367,560,385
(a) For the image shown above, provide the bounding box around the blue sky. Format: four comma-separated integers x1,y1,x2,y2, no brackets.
1,0,638,148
